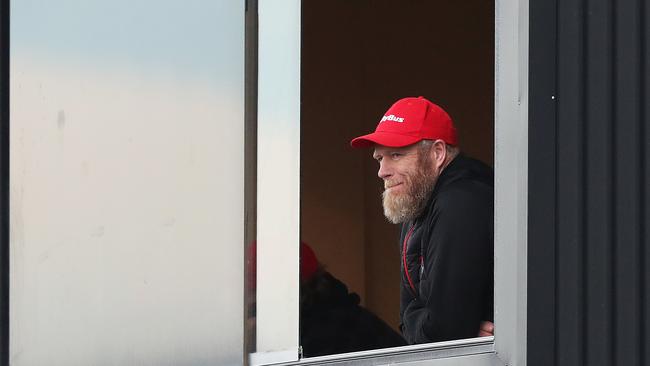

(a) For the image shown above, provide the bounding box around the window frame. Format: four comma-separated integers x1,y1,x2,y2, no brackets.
252,0,302,363
251,0,528,364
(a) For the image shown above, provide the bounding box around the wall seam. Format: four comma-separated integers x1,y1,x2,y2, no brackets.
580,0,589,364
553,0,561,363
637,0,646,362
609,0,618,363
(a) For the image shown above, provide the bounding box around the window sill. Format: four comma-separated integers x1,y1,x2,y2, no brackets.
257,337,501,366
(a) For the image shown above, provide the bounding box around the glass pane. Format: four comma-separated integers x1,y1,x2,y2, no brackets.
9,1,244,365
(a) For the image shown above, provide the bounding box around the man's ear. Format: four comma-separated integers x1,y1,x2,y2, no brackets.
430,140,447,169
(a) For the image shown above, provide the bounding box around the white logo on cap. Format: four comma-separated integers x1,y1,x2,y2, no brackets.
380,114,405,123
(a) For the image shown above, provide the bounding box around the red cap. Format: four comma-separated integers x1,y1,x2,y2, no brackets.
350,96,457,148
299,242,319,282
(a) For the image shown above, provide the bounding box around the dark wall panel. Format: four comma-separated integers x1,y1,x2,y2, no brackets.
584,0,614,365
613,1,644,365
528,0,557,364
529,0,648,365
527,0,557,365
555,0,585,365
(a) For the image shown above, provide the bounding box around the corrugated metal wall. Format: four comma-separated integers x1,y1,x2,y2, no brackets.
529,0,650,365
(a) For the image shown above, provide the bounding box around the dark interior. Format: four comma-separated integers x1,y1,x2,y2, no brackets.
301,0,494,332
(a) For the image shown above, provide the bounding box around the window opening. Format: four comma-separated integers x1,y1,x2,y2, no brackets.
299,0,495,358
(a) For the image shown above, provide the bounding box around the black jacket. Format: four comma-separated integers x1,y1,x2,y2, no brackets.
399,154,494,344
301,271,407,357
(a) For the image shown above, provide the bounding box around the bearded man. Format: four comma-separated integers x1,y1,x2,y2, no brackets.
350,96,494,344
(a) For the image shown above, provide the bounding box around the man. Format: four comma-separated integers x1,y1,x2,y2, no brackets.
247,242,406,356
298,243,407,356
350,96,494,344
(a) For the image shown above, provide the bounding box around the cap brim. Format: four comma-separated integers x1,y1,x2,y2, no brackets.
350,131,422,148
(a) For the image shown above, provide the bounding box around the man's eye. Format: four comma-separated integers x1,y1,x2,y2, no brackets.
391,153,402,159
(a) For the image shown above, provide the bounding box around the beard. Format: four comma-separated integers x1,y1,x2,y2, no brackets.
382,155,436,224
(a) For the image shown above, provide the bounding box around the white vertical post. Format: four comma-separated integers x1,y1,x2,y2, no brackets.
254,0,301,364
494,0,528,365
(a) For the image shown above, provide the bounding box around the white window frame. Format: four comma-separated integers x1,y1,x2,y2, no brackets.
252,0,528,364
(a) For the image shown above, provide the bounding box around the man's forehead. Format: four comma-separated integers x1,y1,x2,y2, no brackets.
373,143,418,155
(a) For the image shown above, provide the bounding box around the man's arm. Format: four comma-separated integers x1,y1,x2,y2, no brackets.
400,187,493,344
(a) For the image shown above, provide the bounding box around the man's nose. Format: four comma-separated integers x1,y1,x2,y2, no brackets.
377,161,392,180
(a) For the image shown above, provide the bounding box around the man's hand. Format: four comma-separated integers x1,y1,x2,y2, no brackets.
478,321,494,337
